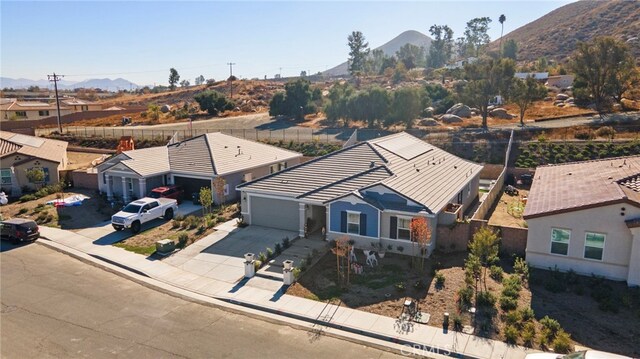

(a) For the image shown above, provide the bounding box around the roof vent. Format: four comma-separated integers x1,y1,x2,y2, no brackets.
370,161,376,168
454,165,457,169
416,168,420,172
567,172,572,175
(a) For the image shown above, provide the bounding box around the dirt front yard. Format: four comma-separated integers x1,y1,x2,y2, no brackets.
487,186,529,228
288,250,640,357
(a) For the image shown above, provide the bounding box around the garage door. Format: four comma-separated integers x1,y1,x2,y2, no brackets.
174,176,211,199
250,196,299,231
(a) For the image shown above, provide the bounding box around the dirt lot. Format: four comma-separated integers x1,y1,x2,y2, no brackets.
289,251,640,356
487,186,529,228
114,203,239,255
66,151,106,171
0,189,113,230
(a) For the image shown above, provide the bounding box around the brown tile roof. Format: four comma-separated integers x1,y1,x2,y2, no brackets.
523,156,640,219
0,138,21,156
2,101,70,111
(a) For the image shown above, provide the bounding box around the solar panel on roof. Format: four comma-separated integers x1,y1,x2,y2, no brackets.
8,134,45,148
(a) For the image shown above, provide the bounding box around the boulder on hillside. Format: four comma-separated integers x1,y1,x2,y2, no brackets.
160,104,171,113
419,118,439,126
440,114,463,123
423,107,435,118
489,108,514,119
555,93,570,101
446,103,472,118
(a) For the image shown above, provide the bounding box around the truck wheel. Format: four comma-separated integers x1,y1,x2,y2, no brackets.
113,226,123,231
131,221,141,233
164,208,174,220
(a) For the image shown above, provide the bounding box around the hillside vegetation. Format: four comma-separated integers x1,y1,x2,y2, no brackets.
493,0,640,62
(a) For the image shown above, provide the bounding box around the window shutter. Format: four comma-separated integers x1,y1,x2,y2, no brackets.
390,216,397,239
359,213,367,236
340,211,347,233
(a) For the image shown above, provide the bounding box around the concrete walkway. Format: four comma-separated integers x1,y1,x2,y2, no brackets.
38,225,539,359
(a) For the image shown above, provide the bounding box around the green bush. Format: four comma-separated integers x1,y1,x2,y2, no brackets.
540,315,561,335
595,126,615,139
504,325,519,344
522,322,536,347
574,129,595,140
282,237,291,248
171,219,181,229
19,194,37,202
266,247,274,259
177,232,189,248
451,313,463,331
519,307,535,321
477,291,496,307
258,252,267,264
500,296,518,311
435,271,446,288
505,310,522,326
513,257,529,282
458,286,474,308
490,265,503,282
274,243,282,255
552,330,572,353
18,208,28,215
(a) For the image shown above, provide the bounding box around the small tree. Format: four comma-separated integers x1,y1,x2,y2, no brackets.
199,186,212,216
194,90,234,116
169,68,180,90
347,31,370,75
25,168,45,188
511,76,547,126
195,75,205,86
212,177,226,209
468,226,500,291
410,217,432,271
147,104,161,121
180,80,190,88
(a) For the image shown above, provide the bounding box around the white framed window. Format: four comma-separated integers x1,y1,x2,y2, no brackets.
398,217,411,241
347,211,360,234
550,228,570,255
1,169,12,185
584,232,605,260
38,110,50,116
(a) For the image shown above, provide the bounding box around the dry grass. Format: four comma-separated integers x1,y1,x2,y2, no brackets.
487,187,529,228
66,151,105,171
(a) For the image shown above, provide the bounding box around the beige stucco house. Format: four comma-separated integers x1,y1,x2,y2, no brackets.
0,100,73,121
523,156,640,286
61,99,102,112
0,131,68,196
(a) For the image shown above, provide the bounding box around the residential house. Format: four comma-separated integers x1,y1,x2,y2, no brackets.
0,131,68,196
0,100,73,121
514,72,549,81
97,132,302,204
444,57,478,70
61,99,102,111
546,75,575,89
238,132,483,256
523,156,640,286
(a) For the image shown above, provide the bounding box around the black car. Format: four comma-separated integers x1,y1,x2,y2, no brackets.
1,218,40,244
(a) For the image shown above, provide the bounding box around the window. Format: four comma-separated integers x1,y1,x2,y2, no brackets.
15,111,27,118
550,228,570,255
347,212,360,234
81,105,88,111
38,110,50,116
398,217,411,241
223,184,229,196
584,232,605,260
457,190,463,204
1,169,11,185
269,162,287,174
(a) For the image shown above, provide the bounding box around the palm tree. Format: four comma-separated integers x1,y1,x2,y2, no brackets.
499,14,506,57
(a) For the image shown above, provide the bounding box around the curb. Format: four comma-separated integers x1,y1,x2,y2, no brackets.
36,240,458,359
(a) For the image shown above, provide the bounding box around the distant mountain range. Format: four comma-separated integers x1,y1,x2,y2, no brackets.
490,0,640,61
0,77,141,92
323,30,433,77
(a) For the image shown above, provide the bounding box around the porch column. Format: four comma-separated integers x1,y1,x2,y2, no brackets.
106,174,113,200
138,178,147,198
122,177,130,203
299,203,306,238
628,227,640,286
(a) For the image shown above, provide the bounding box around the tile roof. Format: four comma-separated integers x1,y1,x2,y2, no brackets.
240,132,484,213
120,146,170,177
523,156,640,219
1,101,70,111
0,138,21,156
0,131,67,164
168,132,302,176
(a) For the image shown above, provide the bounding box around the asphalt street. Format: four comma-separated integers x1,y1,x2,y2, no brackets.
0,242,405,359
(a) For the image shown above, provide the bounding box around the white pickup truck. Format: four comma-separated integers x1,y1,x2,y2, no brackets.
111,197,178,233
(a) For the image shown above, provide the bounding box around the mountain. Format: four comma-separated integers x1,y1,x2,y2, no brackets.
0,77,140,91
492,0,640,62
323,30,433,77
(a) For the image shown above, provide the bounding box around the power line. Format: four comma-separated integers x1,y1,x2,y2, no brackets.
47,73,64,133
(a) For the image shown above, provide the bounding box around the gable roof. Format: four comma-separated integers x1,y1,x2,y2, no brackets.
0,131,67,164
120,146,170,177
240,132,483,212
1,101,70,111
523,156,640,219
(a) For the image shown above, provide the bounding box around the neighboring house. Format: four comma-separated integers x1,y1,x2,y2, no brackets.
546,75,575,89
0,131,68,196
61,99,102,111
97,132,302,204
514,72,549,81
523,156,640,286
238,132,483,257
445,57,478,70
0,100,73,121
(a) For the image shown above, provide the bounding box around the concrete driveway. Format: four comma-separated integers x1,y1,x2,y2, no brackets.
75,202,201,245
163,221,297,284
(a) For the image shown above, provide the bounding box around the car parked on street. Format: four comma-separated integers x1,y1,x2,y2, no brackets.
149,185,184,204
1,218,39,244
111,197,178,233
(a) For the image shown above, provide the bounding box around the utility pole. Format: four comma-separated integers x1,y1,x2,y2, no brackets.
227,62,236,99
47,73,64,133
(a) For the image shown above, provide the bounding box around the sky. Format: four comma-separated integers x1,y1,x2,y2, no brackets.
1,0,575,87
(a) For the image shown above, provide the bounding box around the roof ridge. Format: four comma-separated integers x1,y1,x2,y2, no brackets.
297,165,393,200
202,134,218,175
538,155,640,168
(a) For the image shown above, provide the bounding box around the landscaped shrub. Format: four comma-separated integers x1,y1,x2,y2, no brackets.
19,194,37,203
574,129,595,140
490,265,503,282
500,295,518,311
435,271,446,288
451,313,463,331
505,310,522,326
504,325,519,344
258,252,267,264
519,307,535,321
274,243,282,255
540,315,561,335
177,232,189,248
522,322,536,347
254,260,262,271
552,330,572,353
18,208,28,215
477,291,496,307
282,237,291,248
595,126,615,139
513,257,529,282
458,286,474,308
266,247,274,259
171,219,181,229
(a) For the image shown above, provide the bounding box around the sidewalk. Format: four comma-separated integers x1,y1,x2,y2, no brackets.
39,226,539,359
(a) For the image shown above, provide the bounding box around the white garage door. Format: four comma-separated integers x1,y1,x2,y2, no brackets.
250,196,299,232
